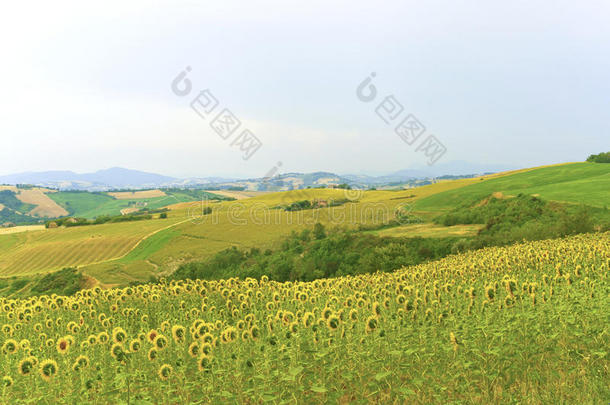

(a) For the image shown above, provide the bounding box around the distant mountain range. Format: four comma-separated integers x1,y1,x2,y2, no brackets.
0,161,516,191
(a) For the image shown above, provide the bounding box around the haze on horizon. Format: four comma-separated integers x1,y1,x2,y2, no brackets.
0,0,608,179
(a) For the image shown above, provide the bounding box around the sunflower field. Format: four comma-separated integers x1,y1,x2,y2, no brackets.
1,232,608,404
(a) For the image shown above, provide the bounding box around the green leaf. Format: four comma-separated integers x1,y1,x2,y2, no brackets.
219,391,234,398
375,371,391,381
311,385,327,393
289,366,304,377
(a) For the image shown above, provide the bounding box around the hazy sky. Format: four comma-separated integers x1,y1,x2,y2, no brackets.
1,1,608,178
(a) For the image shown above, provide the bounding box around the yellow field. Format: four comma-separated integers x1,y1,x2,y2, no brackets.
0,217,186,277
0,225,46,235
372,223,483,238
202,190,271,200
108,190,167,199
119,207,140,215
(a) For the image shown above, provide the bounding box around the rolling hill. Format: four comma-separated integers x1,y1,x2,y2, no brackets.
0,161,607,288
414,162,610,212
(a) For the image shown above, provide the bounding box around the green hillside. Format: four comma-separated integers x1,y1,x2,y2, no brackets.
48,190,228,218
414,162,610,212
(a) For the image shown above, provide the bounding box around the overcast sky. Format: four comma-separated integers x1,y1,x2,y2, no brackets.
0,1,608,178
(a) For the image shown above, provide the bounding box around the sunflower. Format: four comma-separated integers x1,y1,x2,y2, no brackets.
39,359,58,382
372,302,382,318
112,327,127,344
2,339,18,355
72,355,89,371
222,327,237,343
160,321,170,332
326,315,340,331
302,312,315,328
158,364,173,381
129,339,141,353
200,332,214,344
18,357,35,376
197,354,212,372
147,329,159,343
485,286,495,301
110,343,126,362
188,342,200,358
153,334,168,350
97,332,109,344
200,342,213,356
249,325,260,340
19,339,30,350
2,376,13,387
147,347,158,361
171,325,186,344
365,316,378,333
56,337,70,355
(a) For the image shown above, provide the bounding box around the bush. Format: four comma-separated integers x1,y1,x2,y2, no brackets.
171,227,457,283
30,268,83,296
434,194,599,249
586,152,610,163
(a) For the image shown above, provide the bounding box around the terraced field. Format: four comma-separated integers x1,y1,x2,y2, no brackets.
0,217,186,277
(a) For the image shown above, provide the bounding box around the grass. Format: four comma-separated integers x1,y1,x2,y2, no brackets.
414,162,610,213
47,190,222,219
116,228,181,264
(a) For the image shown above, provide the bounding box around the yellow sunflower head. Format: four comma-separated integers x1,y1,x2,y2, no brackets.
157,364,173,381
39,359,58,382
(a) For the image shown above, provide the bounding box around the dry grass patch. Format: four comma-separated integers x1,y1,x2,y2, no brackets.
108,190,167,199
0,225,46,235
15,189,69,217
120,207,140,215
203,190,271,200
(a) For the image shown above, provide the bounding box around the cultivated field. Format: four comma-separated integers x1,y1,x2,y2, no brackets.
371,223,483,238
0,217,187,277
15,189,68,218
108,190,167,200
0,226,46,235
1,163,608,286
48,190,227,219
0,232,607,403
203,190,271,200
